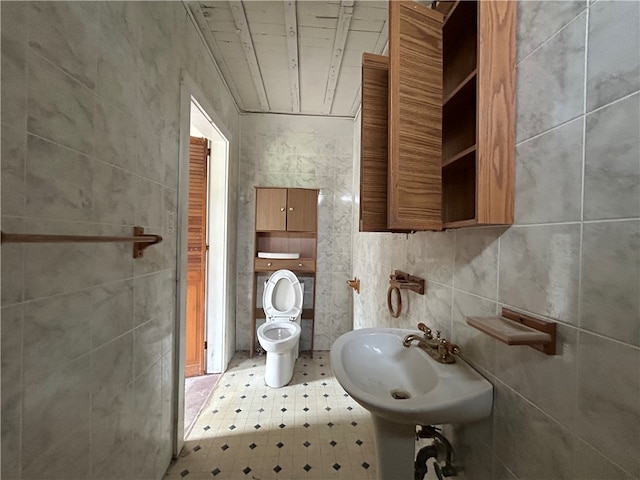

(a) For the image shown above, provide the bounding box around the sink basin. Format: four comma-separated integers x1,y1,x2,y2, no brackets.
330,327,492,425
330,327,493,479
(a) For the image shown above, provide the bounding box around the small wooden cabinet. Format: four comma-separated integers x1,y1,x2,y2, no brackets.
256,187,318,232
250,187,319,358
359,0,515,231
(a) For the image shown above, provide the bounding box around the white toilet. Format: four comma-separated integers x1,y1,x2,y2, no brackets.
257,269,303,388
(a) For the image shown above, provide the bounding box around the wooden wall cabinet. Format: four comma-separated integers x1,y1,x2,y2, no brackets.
250,187,319,358
359,0,515,231
256,187,318,232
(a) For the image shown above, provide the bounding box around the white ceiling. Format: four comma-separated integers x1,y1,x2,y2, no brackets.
187,1,390,117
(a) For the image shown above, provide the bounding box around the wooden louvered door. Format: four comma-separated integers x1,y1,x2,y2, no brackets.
186,136,208,378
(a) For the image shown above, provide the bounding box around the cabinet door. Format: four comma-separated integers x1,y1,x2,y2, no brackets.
388,1,444,231
286,188,317,232
360,53,389,232
255,188,287,231
476,0,515,225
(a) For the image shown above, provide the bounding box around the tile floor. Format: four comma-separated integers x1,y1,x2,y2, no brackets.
184,374,221,437
163,352,378,480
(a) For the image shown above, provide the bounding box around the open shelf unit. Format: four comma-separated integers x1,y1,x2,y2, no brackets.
250,188,319,358
443,151,476,224
442,0,477,98
440,0,515,228
443,73,476,163
441,0,478,227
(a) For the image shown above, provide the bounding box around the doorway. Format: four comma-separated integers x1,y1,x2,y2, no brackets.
188,100,230,375
175,76,233,454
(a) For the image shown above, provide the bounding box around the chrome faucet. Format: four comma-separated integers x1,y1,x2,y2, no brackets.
402,323,460,364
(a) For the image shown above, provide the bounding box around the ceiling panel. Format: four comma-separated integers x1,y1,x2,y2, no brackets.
243,1,287,25
192,0,390,116
298,25,334,48
342,31,383,65
297,1,343,28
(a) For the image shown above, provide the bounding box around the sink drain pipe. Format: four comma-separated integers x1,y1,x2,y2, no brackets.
414,443,438,480
415,425,459,480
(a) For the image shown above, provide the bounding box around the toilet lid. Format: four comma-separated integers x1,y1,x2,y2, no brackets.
263,269,303,321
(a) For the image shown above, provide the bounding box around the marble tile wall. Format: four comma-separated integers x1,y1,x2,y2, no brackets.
352,1,640,479
1,2,239,479
236,114,354,352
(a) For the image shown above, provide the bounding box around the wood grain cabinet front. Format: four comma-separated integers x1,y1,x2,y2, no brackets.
359,0,516,231
255,187,318,232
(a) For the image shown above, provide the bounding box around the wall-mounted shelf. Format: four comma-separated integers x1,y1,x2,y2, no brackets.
443,144,476,168
443,68,477,106
466,307,556,355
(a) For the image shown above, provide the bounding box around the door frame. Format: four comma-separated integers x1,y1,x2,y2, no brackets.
175,72,232,454
192,104,230,374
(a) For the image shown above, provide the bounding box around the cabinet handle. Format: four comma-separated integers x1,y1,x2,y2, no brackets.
267,262,272,267
298,263,303,267
289,207,294,212
280,207,285,212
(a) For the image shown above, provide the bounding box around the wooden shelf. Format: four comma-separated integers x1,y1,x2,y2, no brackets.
467,316,550,344
433,1,460,22
466,308,557,355
442,0,477,95
443,69,477,105
443,145,476,168
443,152,476,224
443,218,477,229
443,74,476,161
254,257,316,273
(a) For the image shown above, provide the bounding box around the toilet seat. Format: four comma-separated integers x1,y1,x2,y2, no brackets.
263,269,303,321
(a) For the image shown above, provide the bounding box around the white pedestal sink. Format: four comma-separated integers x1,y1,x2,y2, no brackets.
330,328,493,480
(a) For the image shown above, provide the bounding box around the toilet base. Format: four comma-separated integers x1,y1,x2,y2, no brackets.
265,350,296,388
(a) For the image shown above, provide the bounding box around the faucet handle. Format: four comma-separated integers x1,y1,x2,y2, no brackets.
417,322,433,339
439,338,460,356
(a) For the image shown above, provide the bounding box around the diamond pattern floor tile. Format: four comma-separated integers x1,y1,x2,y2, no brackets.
163,352,377,479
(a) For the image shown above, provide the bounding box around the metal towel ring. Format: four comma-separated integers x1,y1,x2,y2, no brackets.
387,285,402,318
